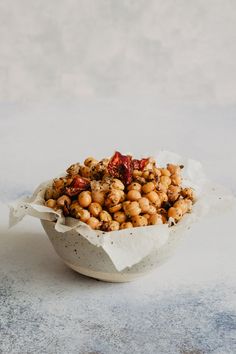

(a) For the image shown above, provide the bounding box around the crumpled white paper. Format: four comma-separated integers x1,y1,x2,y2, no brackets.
9,151,235,271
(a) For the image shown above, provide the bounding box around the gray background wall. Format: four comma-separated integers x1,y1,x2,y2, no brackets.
0,0,235,103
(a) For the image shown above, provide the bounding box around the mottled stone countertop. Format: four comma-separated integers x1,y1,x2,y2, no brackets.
0,101,236,354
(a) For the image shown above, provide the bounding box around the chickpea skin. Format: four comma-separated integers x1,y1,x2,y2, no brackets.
132,215,148,227
45,199,56,208
142,182,155,194
99,210,112,222
138,197,150,213
127,182,142,192
149,214,163,225
57,195,72,207
92,191,105,205
87,217,100,230
127,190,142,201
168,207,183,221
78,191,92,208
89,202,102,217
125,201,141,217
120,222,133,229
113,211,126,223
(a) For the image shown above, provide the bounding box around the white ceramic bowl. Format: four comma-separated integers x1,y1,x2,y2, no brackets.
41,219,184,282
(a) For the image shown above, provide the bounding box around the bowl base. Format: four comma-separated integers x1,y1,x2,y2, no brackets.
64,261,146,283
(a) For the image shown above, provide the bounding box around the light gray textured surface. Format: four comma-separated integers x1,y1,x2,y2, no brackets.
1,1,236,352
0,102,236,353
0,0,236,103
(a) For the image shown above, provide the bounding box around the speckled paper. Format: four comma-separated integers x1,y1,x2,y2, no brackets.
9,151,235,271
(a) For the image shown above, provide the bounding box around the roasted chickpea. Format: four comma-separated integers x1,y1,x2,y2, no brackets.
113,211,126,223
142,182,155,194
109,203,122,213
153,167,162,178
127,182,142,192
102,220,120,231
120,222,133,229
168,207,183,221
99,210,112,222
92,191,105,205
135,176,146,184
158,183,168,193
125,201,141,217
89,202,102,217
80,166,91,178
160,176,171,187
84,157,98,167
45,187,54,200
105,190,121,207
127,190,142,201
146,191,161,207
148,205,157,214
118,190,126,202
66,163,80,176
167,163,181,175
142,170,150,179
143,213,151,221
160,168,171,177
132,215,148,227
147,172,155,181
173,199,187,214
53,178,64,190
70,201,83,215
45,199,56,208
87,217,100,230
148,214,163,225
57,195,71,207
133,169,142,178
138,197,150,213
77,209,90,222
157,191,168,203
171,174,182,186
181,188,195,201
111,179,125,190
167,185,181,203
78,191,92,208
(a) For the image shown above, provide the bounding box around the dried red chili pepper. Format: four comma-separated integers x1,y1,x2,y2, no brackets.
108,151,133,185
65,175,90,196
132,158,148,170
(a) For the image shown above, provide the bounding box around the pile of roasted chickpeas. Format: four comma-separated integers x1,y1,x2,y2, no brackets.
44,152,195,231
